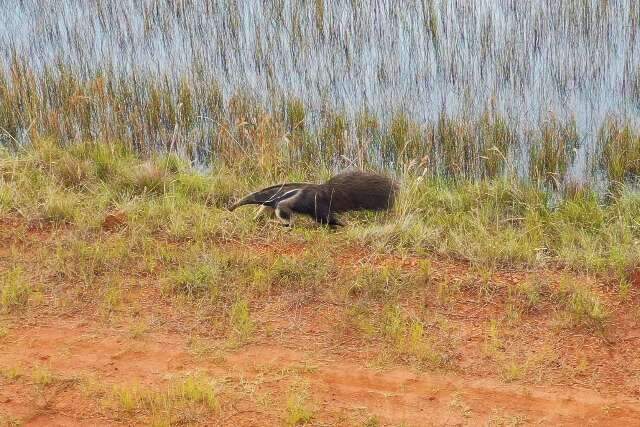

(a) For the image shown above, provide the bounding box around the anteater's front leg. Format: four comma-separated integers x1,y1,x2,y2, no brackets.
274,204,294,227
327,215,344,228
311,204,343,228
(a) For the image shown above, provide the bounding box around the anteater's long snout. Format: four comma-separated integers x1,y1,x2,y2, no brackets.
228,193,265,211
228,200,244,211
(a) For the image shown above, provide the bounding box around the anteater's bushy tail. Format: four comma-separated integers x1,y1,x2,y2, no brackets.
323,171,399,212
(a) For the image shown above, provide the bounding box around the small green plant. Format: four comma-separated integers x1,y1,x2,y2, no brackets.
1,267,32,312
487,411,527,426
128,319,150,339
529,115,579,187
558,278,608,329
102,283,123,313
0,366,23,381
466,266,498,300
508,279,545,313
122,161,169,195
379,305,447,368
42,190,78,223
381,304,405,344
345,303,377,337
479,106,517,178
484,319,504,355
249,266,272,295
229,298,254,343
0,414,21,427
165,262,221,299
362,416,381,427
285,383,314,426
0,184,15,213
566,287,608,327
599,118,640,183
436,277,460,305
52,153,95,188
172,375,219,410
269,253,328,291
113,384,141,412
349,265,406,300
503,304,521,324
112,374,220,419
405,319,447,368
501,361,523,383
31,365,54,387
618,277,632,302
186,336,222,359
416,259,433,285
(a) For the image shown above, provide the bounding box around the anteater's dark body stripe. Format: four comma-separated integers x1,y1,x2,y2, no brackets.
229,171,398,227
229,182,310,210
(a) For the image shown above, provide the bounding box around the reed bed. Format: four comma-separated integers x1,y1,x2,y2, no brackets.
0,0,638,188
2,57,639,190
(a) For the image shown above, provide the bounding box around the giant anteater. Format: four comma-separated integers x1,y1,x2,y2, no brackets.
229,171,398,227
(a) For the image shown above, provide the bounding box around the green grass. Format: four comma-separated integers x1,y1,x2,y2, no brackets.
359,304,451,369
1,138,638,423
508,279,546,313
112,383,142,413
557,277,608,330
285,382,314,426
0,365,23,382
165,261,223,299
354,175,640,276
347,265,408,300
102,282,123,313
0,136,637,374
599,118,640,184
1,267,32,312
529,115,579,187
4,140,640,276
171,375,219,410
501,361,524,383
267,251,330,292
228,297,254,343
0,140,635,344
31,365,54,387
110,375,220,424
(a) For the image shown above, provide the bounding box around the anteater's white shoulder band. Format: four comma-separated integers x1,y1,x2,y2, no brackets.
274,189,303,226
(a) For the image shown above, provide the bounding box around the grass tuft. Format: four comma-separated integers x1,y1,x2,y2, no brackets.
123,161,170,195
171,375,219,410
347,265,406,300
165,261,222,300
557,278,608,330
1,267,32,312
379,305,449,368
31,365,54,387
42,190,79,224
111,374,220,422
285,382,314,426
229,298,254,343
